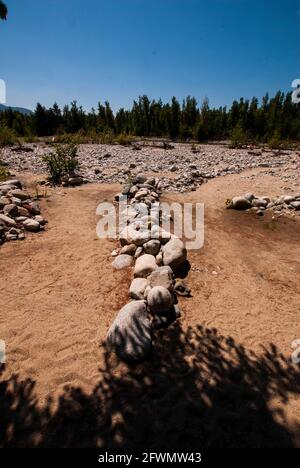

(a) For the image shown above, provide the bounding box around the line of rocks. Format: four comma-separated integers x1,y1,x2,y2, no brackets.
228,193,300,216
106,175,190,363
0,179,47,245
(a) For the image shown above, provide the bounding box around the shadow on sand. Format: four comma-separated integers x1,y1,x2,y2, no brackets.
1,323,300,448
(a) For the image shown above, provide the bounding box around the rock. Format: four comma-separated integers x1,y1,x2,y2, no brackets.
244,193,255,202
251,198,268,208
23,219,40,232
134,246,143,258
291,201,300,211
0,214,16,226
0,196,11,208
120,244,137,256
24,202,40,215
147,266,174,292
147,286,174,315
112,254,133,270
143,239,161,256
120,224,150,246
17,206,30,217
3,179,22,189
129,278,147,300
174,278,191,296
162,238,187,270
68,176,84,186
106,300,152,362
231,196,252,210
156,251,163,266
10,189,30,201
34,215,47,225
3,204,18,217
134,254,158,278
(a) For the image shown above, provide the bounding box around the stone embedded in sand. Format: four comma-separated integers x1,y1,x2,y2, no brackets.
106,300,152,362
112,254,133,270
251,198,268,208
129,278,148,300
231,196,252,210
143,239,161,256
162,238,187,270
147,286,174,315
147,266,174,292
134,254,158,278
22,219,40,232
4,179,22,189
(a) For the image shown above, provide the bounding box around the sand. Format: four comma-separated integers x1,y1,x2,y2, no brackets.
0,168,300,447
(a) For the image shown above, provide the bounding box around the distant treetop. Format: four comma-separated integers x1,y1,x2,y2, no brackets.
0,1,7,20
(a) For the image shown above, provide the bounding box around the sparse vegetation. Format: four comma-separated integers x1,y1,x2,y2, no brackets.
230,123,248,148
0,164,9,181
0,126,19,147
43,144,79,184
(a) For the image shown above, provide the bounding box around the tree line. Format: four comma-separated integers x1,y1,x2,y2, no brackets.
0,92,300,144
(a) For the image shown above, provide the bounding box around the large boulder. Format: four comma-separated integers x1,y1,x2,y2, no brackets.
106,300,152,362
162,238,187,270
134,254,158,278
147,286,174,315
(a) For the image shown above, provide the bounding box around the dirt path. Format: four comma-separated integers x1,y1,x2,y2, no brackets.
0,169,300,447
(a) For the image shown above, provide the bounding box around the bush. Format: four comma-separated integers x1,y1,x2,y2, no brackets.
115,133,133,146
43,144,79,184
0,126,19,147
268,131,282,150
230,123,247,148
0,165,9,182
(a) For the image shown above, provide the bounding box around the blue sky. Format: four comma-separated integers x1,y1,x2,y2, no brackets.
1,0,300,111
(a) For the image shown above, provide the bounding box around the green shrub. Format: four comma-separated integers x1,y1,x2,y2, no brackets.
0,165,9,182
43,144,79,184
230,123,247,148
268,130,282,150
115,133,133,146
0,126,19,147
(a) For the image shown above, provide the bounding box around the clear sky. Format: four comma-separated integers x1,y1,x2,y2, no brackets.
1,0,300,111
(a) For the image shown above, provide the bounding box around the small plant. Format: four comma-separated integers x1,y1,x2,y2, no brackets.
43,144,79,184
0,126,19,147
0,164,9,181
115,133,133,146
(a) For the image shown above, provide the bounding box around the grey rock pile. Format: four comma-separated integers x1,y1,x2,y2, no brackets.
228,192,300,216
2,143,299,193
107,176,190,363
0,179,47,245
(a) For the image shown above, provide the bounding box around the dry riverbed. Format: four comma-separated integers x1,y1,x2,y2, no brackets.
0,144,300,448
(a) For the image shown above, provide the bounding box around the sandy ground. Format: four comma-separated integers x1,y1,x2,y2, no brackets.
0,168,300,448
